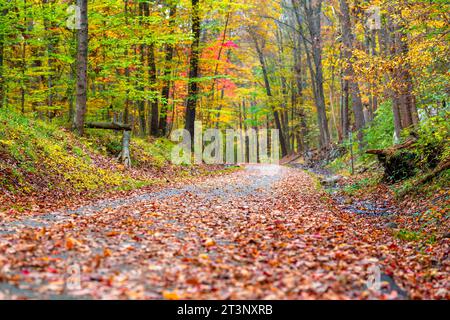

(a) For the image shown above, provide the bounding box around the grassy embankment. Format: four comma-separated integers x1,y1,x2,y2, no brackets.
0,109,231,211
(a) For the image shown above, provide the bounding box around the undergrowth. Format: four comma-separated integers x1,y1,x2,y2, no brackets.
0,109,176,195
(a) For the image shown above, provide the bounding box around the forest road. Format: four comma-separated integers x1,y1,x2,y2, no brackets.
0,164,406,299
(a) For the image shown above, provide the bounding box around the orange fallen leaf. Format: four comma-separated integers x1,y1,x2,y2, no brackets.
103,248,112,257
199,253,209,260
35,227,46,240
204,238,216,247
163,291,181,300
65,237,79,250
186,278,200,286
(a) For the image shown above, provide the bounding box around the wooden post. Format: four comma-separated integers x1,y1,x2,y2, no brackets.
85,122,133,167
349,129,354,175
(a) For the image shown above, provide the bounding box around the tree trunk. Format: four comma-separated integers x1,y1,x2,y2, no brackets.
148,44,158,136
392,96,403,142
43,0,56,119
387,6,419,139
340,76,350,140
21,38,26,114
118,130,132,167
141,3,159,136
137,1,147,136
338,0,365,146
298,0,330,148
0,5,7,109
394,32,419,130
185,0,201,140
73,0,88,136
370,28,378,116
293,33,308,152
67,40,76,122
242,99,249,162
0,34,4,109
159,3,177,136
138,42,147,136
210,12,230,96
251,33,288,157
276,29,291,153
329,64,340,140
384,15,401,142
123,1,131,133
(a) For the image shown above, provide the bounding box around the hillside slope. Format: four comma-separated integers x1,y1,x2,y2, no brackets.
0,109,214,211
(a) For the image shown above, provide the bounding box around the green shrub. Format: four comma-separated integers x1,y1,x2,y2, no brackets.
395,229,422,242
414,110,449,169
364,101,395,150
343,176,380,196
0,108,128,193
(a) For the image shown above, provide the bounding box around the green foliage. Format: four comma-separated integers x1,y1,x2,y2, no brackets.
342,177,380,196
394,229,422,242
391,168,450,199
81,128,175,168
327,152,351,173
414,110,450,169
0,107,212,200
132,138,175,168
83,129,123,156
0,108,130,194
363,101,395,150
394,229,437,244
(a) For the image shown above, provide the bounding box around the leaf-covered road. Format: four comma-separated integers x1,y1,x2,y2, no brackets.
0,165,447,299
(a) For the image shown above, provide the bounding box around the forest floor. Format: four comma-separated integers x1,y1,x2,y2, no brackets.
0,164,448,300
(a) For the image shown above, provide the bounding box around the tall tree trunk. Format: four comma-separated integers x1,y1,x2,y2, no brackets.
43,0,55,119
0,5,7,109
141,3,159,136
293,34,308,152
394,29,419,130
211,13,231,130
276,29,291,153
0,25,4,109
242,99,249,162
386,6,419,140
20,36,26,114
210,12,230,96
251,34,288,157
309,5,330,148
384,13,401,141
329,64,340,140
185,0,201,139
67,31,76,122
137,1,147,136
297,0,330,148
215,88,225,129
73,0,88,136
159,3,177,136
370,28,378,116
340,73,350,140
138,42,146,135
148,43,158,135
338,0,365,146
122,0,131,132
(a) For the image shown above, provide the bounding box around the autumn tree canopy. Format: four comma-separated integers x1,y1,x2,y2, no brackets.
0,0,448,155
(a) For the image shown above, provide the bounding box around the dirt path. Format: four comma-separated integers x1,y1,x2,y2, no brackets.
0,165,446,299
